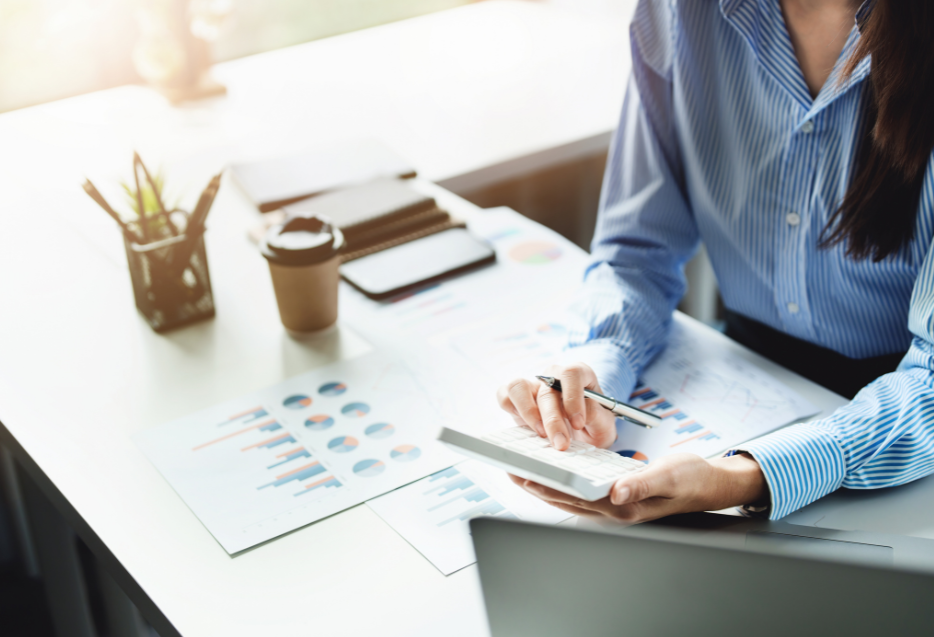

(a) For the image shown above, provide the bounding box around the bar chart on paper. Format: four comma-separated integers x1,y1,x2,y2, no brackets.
367,460,571,575
427,467,513,527
615,381,722,461
134,352,459,553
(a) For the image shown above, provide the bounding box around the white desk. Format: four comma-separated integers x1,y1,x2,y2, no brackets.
0,2,905,636
0,172,855,637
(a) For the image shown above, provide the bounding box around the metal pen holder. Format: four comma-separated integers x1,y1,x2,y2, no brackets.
124,231,215,332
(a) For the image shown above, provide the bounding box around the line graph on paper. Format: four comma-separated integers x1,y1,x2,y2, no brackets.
654,355,814,433
611,319,819,463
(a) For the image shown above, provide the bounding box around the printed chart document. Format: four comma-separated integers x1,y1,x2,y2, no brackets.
340,207,589,345
367,460,571,575
610,317,820,461
448,312,820,462
134,352,459,553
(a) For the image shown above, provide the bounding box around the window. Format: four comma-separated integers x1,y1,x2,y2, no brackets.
0,0,474,113
213,0,474,61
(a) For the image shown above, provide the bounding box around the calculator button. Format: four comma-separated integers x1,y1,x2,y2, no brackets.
560,457,593,470
505,439,546,454
482,432,513,444
534,448,572,461
583,470,610,482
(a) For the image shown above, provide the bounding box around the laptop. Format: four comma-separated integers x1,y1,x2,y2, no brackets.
470,514,934,637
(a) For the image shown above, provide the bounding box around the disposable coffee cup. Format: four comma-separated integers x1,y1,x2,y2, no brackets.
260,215,345,334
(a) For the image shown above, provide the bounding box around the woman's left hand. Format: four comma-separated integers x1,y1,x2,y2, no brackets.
509,452,768,524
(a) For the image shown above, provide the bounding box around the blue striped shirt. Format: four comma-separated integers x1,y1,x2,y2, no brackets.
568,0,934,518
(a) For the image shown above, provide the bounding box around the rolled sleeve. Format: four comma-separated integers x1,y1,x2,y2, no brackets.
734,424,846,519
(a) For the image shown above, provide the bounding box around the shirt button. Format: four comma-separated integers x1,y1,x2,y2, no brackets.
786,212,801,226
801,120,814,134
787,302,800,314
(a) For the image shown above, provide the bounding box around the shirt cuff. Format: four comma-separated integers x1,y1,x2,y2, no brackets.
729,424,846,520
559,341,637,406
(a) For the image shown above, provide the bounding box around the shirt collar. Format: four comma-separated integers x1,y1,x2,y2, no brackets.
719,0,814,110
719,0,871,113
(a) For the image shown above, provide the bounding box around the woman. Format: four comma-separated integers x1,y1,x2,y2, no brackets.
498,0,934,522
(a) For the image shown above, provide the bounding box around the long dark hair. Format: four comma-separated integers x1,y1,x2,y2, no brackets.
820,1,934,262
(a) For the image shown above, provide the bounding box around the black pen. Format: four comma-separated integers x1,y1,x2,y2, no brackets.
82,179,143,242
536,375,662,429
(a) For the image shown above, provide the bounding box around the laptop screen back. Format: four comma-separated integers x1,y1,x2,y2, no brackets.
471,518,934,637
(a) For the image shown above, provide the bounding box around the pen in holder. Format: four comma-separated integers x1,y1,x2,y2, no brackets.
83,153,221,332
125,230,215,332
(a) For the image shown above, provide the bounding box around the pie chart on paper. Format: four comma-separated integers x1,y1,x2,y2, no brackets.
390,444,421,462
328,436,359,453
353,459,386,477
365,423,395,439
305,414,335,431
508,241,562,265
283,395,312,410
618,450,649,462
341,402,371,418
318,382,348,397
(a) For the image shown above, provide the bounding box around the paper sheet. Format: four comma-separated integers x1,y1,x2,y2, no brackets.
609,317,820,461
340,207,590,345
447,312,819,462
338,207,591,432
134,352,459,553
367,460,571,575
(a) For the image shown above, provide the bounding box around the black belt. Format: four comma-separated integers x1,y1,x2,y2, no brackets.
723,310,906,400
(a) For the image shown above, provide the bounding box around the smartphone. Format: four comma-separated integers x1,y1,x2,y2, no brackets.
339,228,496,299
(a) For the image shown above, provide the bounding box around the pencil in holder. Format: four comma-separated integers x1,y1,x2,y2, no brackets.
124,231,215,332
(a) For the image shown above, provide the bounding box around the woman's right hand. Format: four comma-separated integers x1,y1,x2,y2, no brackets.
496,363,618,451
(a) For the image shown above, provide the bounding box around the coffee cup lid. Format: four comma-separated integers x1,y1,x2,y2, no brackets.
260,215,345,266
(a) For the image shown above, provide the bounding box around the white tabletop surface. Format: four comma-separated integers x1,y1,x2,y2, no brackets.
0,173,853,637
0,2,874,635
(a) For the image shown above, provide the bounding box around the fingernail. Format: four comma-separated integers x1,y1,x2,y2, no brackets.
571,413,584,430
553,433,568,450
612,485,630,505
535,421,545,435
